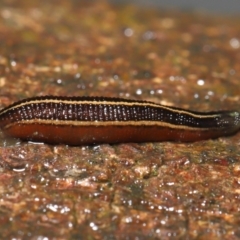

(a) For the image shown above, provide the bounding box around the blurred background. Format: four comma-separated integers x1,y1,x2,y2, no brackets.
110,0,240,14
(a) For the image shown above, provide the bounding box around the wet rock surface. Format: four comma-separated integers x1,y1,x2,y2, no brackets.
0,0,240,239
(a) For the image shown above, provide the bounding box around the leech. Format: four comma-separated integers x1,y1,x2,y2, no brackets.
0,96,239,145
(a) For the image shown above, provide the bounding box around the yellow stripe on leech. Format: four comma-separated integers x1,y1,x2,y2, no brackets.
4,119,213,131
0,99,220,119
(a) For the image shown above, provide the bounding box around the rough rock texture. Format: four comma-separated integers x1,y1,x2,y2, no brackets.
0,0,240,239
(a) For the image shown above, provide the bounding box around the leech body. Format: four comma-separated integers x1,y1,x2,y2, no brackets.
0,96,239,145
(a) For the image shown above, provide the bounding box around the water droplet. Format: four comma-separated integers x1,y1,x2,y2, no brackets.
194,93,199,99
89,222,98,231
74,73,81,79
157,89,163,94
142,30,155,40
10,61,17,67
229,38,240,49
12,166,26,172
207,91,214,96
197,79,205,86
56,79,62,84
136,89,142,95
124,28,134,37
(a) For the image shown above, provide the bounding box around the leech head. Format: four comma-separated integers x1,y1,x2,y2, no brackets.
216,111,240,133
232,111,240,127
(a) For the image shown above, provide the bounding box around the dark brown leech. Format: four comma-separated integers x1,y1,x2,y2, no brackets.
0,96,239,145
